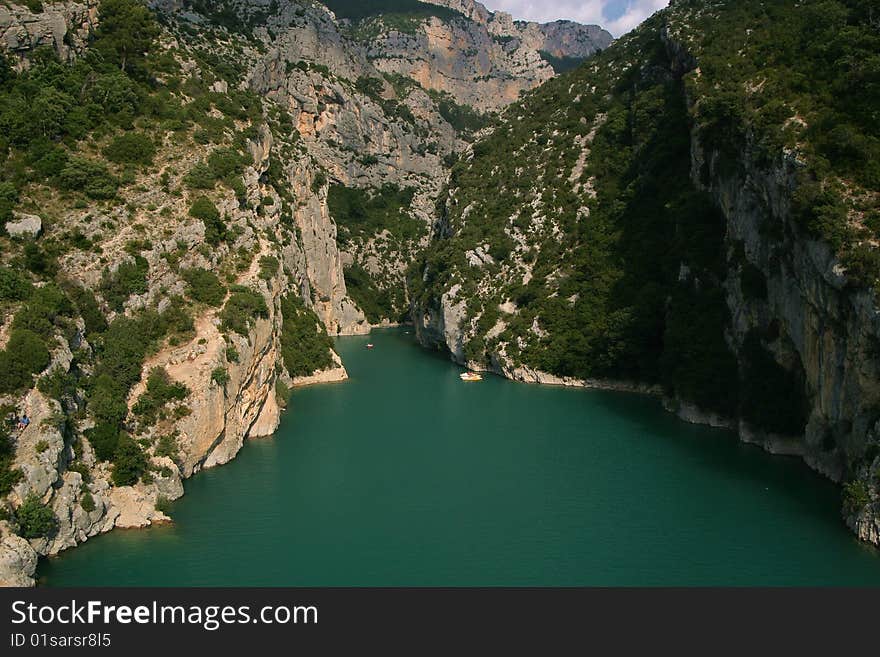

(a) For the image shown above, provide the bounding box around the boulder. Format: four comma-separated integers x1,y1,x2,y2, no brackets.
4,212,41,238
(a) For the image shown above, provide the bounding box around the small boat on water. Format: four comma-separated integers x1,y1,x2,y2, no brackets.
366,343,374,349
460,372,482,382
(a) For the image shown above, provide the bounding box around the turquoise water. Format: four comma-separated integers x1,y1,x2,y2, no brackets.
40,329,880,585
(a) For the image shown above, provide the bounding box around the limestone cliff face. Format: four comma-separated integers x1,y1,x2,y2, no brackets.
245,1,461,327
365,17,550,112
357,1,612,112
0,1,98,67
659,28,880,545
289,165,368,336
424,0,613,58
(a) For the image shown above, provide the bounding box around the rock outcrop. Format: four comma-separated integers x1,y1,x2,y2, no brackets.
0,1,98,67
4,211,41,238
0,522,37,587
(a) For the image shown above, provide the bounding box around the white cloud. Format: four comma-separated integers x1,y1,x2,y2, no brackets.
478,1,671,37
605,1,670,35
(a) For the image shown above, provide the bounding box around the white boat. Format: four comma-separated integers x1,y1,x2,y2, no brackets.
460,372,482,382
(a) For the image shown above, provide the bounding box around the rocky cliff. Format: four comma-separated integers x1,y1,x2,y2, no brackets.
3,0,876,587
0,62,340,584
660,8,880,543
343,0,612,111
424,0,611,58
0,0,98,66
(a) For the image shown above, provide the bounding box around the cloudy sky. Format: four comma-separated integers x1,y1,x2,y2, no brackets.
480,1,670,37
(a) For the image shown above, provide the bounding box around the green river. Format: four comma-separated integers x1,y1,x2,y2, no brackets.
39,329,880,585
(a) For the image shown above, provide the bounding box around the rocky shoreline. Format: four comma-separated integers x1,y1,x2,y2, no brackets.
0,353,349,588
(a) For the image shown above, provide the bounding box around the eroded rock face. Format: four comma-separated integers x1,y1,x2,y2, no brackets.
0,1,98,67
366,17,550,111
414,283,467,361
363,4,612,112
176,308,283,474
686,107,880,543
246,5,458,332
424,0,613,59
695,136,880,478
286,165,369,336
11,390,67,505
0,522,37,587
647,28,880,517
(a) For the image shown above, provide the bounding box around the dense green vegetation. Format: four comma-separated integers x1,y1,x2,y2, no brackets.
0,283,77,394
279,293,334,377
85,303,193,481
327,183,423,321
211,366,230,387
343,264,394,324
101,255,149,312
110,434,149,486
103,132,156,165
0,266,33,302
188,196,228,246
676,0,880,287
327,183,423,245
65,283,108,337
14,493,57,539
220,286,268,335
132,367,190,426
0,420,22,498
538,51,587,74
0,0,167,211
184,147,251,197
58,157,118,199
93,0,161,75
0,329,50,394
181,267,226,306
425,89,490,139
